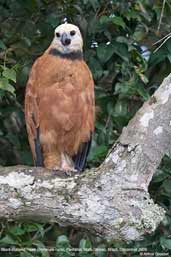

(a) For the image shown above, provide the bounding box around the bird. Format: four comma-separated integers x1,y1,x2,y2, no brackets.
25,23,95,173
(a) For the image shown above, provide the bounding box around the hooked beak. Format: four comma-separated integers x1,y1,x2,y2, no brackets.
61,33,71,46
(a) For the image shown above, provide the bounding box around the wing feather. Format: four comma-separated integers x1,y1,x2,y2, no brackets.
73,133,92,171
72,64,95,171
25,61,43,166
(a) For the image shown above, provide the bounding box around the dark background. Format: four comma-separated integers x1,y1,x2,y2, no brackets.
0,0,171,256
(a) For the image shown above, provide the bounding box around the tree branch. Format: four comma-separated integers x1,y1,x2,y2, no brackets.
1,74,171,241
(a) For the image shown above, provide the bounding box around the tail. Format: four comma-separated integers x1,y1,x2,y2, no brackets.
34,127,43,167
73,134,92,172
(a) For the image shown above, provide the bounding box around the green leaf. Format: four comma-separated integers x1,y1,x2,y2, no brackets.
46,13,59,28
95,244,107,257
2,67,16,82
133,30,145,41
88,0,99,11
56,235,71,257
99,16,109,25
113,99,128,117
0,77,15,95
33,241,50,257
5,84,15,94
89,145,108,161
160,237,171,250
0,77,9,88
149,47,168,66
20,251,34,257
88,56,103,79
152,169,168,183
79,239,94,257
100,15,126,29
56,235,69,244
136,84,149,100
0,235,18,245
97,44,115,63
25,223,45,237
0,40,6,50
166,39,171,53
116,36,129,44
113,42,129,61
111,16,126,29
16,0,38,12
167,54,171,63
9,225,26,236
79,239,92,250
162,180,171,193
115,82,135,96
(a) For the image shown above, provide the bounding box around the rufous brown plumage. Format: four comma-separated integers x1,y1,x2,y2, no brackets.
25,23,95,172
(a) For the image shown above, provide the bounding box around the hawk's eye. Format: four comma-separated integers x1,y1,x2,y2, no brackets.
56,32,60,38
70,30,76,36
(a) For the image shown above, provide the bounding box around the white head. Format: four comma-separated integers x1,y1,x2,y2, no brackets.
52,23,83,54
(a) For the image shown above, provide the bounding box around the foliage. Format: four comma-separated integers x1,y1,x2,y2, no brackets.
1,0,171,256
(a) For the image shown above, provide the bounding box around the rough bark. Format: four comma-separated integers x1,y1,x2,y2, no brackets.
1,74,171,241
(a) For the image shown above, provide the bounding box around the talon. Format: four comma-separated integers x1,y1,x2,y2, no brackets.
64,170,72,176
50,166,63,172
52,168,64,172
64,168,78,176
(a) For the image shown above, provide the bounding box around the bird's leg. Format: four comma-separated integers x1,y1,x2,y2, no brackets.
61,153,77,175
43,152,61,170
43,151,77,175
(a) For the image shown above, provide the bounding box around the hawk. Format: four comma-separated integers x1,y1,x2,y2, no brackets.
25,23,95,172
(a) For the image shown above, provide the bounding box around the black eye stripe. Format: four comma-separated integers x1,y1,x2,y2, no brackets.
70,30,76,36
56,32,60,37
